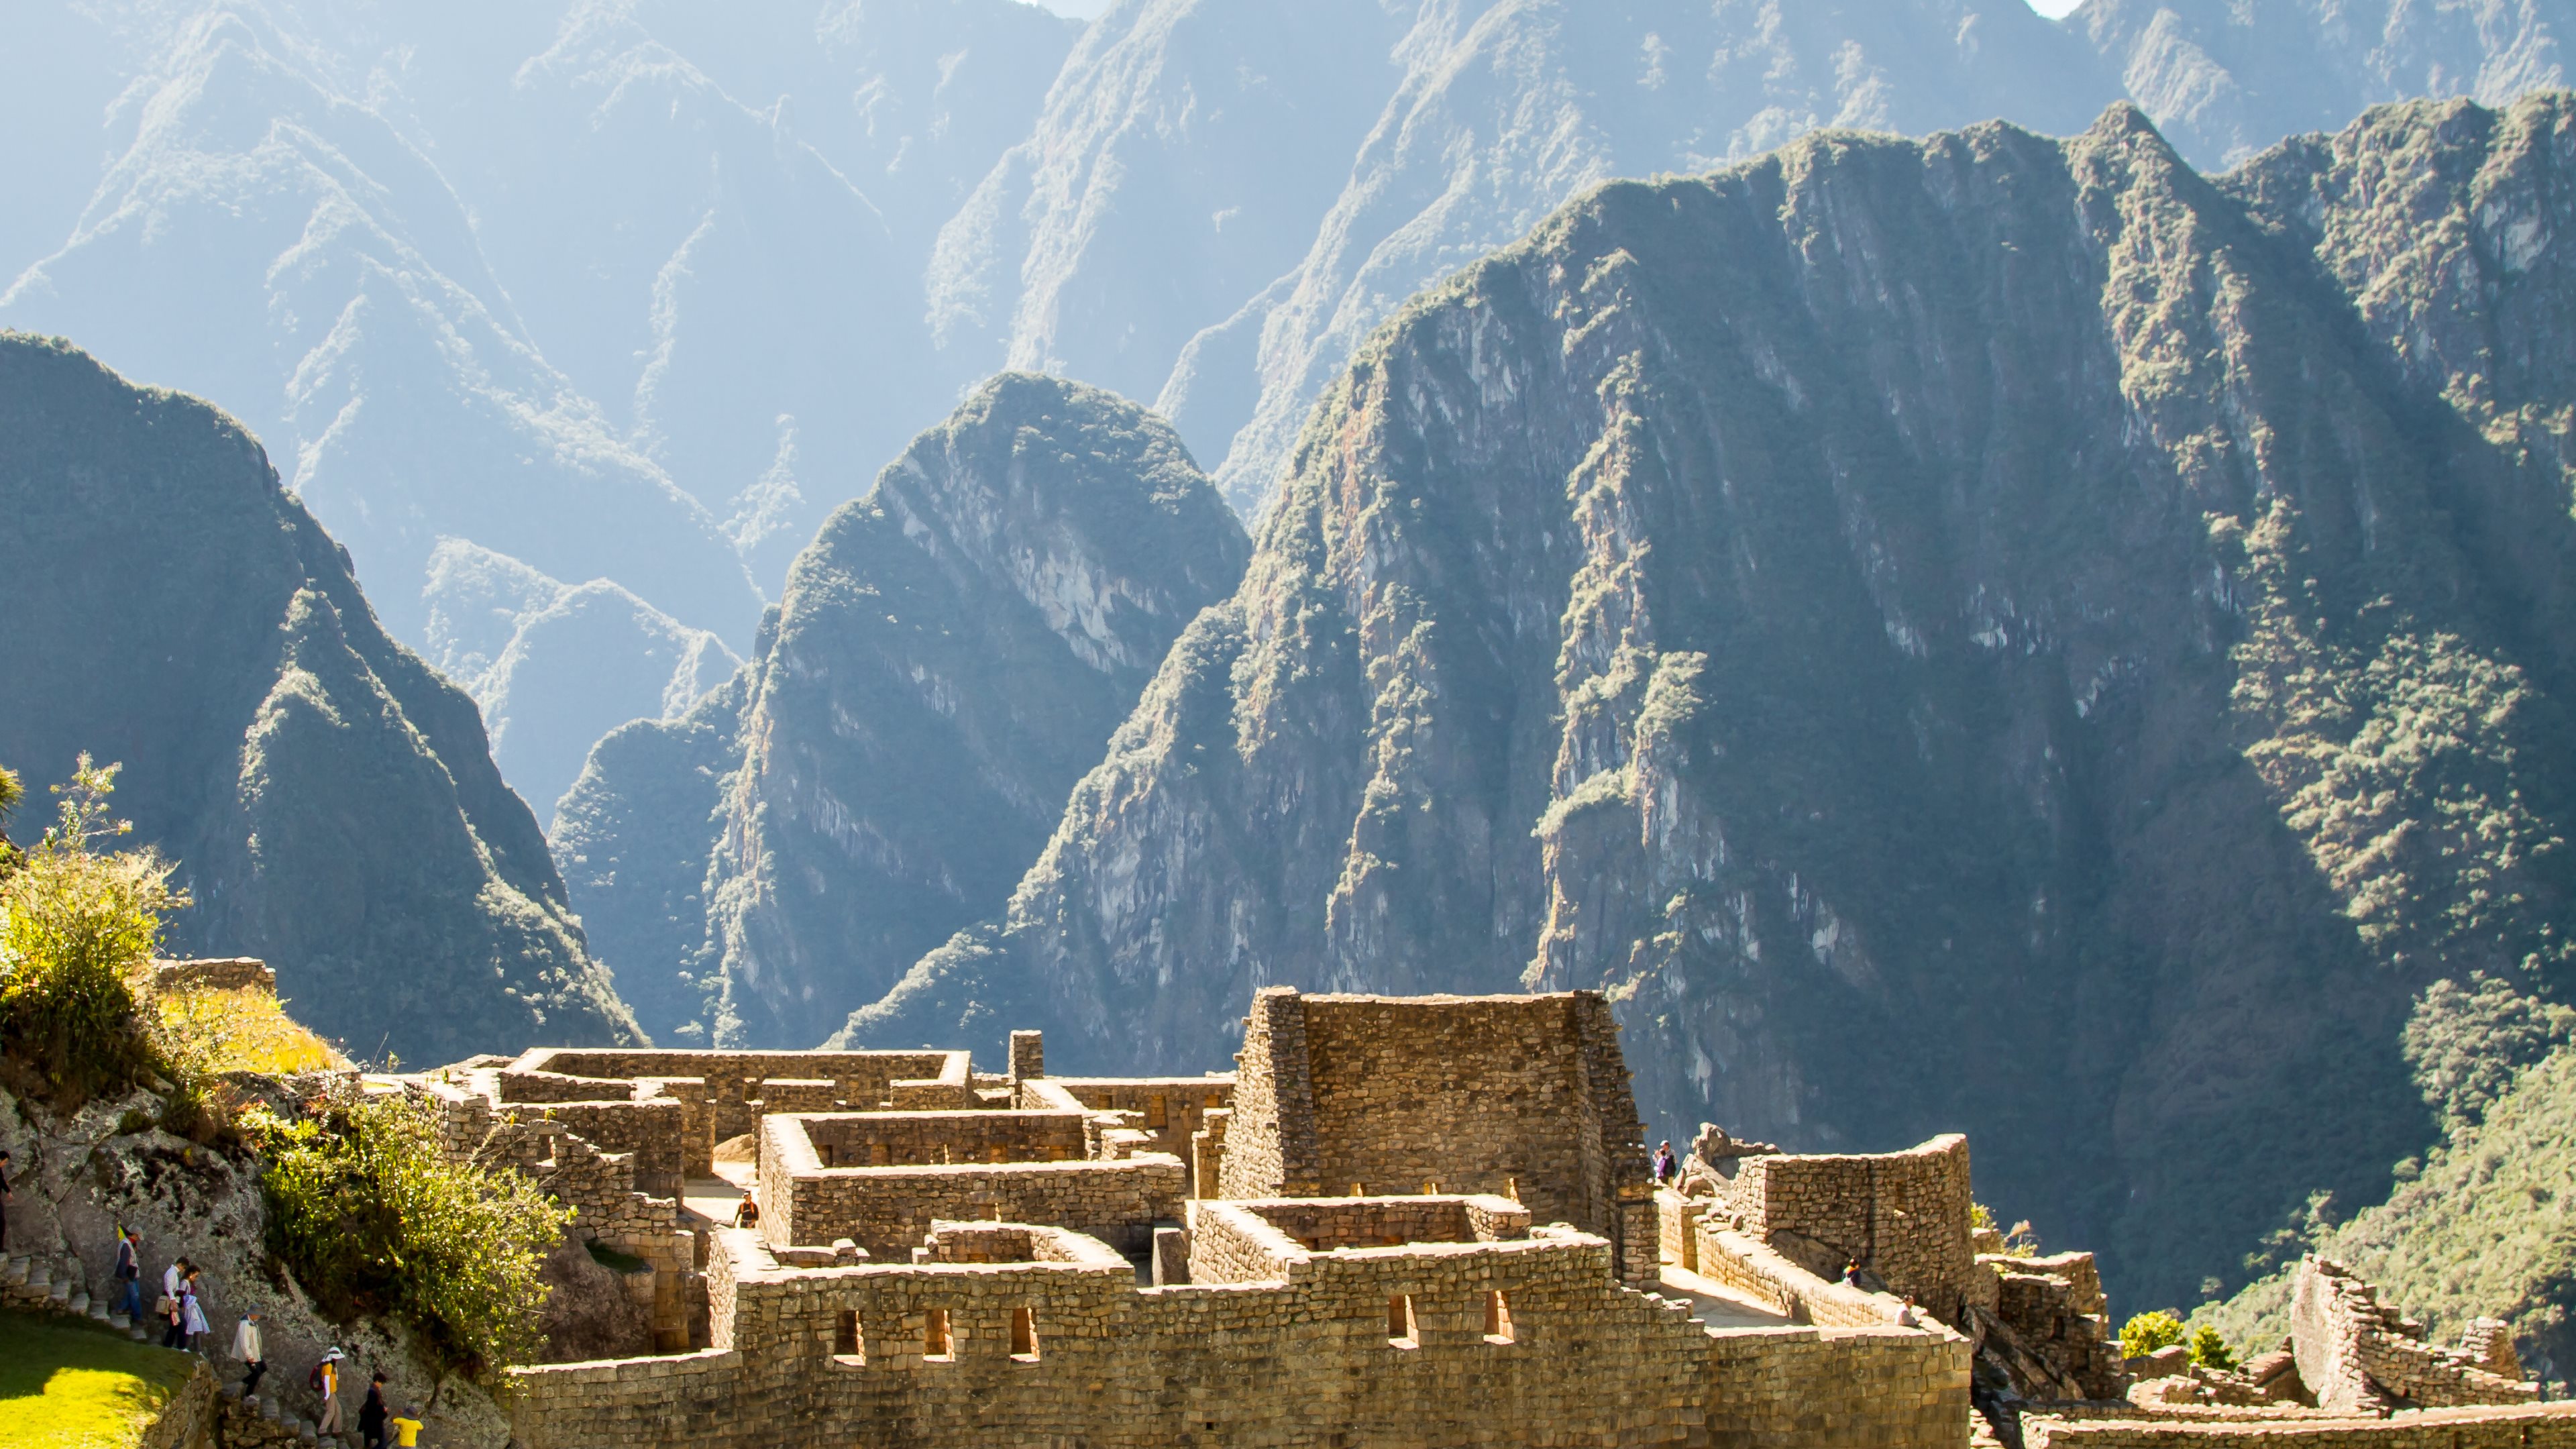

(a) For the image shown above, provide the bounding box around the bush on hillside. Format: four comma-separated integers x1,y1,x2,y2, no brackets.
2121,1309,2187,1360
0,757,187,1106
244,1086,571,1386
2188,1324,2238,1371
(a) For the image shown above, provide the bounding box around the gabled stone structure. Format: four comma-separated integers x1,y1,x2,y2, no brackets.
1214,987,1659,1283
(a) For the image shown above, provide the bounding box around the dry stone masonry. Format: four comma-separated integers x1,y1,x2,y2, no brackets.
359,987,2564,1449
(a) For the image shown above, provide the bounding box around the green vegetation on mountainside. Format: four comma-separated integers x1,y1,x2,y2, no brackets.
0,334,639,1061
0,1310,200,1449
557,374,1248,1046
851,95,2576,1379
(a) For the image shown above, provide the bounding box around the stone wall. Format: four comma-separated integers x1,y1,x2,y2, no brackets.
505,1049,975,1141
1693,1224,1919,1330
1220,989,1656,1283
1711,1135,1974,1322
792,1111,1091,1168
508,1222,1728,1449
1706,1324,1974,1449
759,1115,1186,1257
2290,1258,2538,1413
2023,1403,2576,1449
1025,1077,1234,1191
149,957,277,994
1232,1195,1532,1252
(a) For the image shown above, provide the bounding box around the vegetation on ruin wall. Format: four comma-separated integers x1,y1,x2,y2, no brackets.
3,753,563,1385
0,757,191,1111
245,1087,569,1386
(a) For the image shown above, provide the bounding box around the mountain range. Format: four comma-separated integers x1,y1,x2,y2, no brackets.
12,0,2575,820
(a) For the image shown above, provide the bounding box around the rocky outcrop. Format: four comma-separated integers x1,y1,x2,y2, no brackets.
861,97,2576,1338
556,375,1249,1045
0,334,639,1059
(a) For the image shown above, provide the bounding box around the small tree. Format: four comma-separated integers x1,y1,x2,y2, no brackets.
0,757,188,1104
246,1087,571,1390
0,761,23,877
2189,1324,2239,1371
2121,1309,2188,1360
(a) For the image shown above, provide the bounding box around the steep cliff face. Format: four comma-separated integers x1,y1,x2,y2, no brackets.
0,334,639,1060
555,375,1249,1044
862,97,2576,1334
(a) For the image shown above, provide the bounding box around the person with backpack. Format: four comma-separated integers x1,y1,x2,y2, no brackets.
360,1370,390,1449
313,1348,346,1436
1651,1141,1677,1186
112,1228,144,1323
231,1309,266,1398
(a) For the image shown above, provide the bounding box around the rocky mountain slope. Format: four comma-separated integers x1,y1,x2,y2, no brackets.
846,95,2576,1366
553,375,1248,1044
10,0,2575,818
0,333,639,1061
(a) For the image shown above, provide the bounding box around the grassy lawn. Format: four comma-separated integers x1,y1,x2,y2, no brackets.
0,1310,199,1449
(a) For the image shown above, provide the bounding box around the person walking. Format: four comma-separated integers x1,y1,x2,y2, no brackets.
359,1371,390,1449
1651,1141,1677,1186
388,1407,423,1447
231,1309,267,1399
159,1284,187,1350
113,1228,144,1323
180,1269,209,1354
314,1348,345,1438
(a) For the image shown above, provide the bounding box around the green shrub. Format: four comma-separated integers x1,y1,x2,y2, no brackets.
0,757,186,1106
2121,1309,2188,1359
2189,1324,2238,1371
244,1086,571,1384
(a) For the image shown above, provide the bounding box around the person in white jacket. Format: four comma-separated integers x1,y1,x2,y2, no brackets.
231,1310,266,1398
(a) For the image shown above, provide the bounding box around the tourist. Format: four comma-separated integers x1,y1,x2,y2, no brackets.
160,1282,188,1349
113,1227,144,1322
360,1370,390,1449
181,1268,210,1353
1651,1141,1676,1185
388,1407,425,1448
161,1254,186,1306
314,1348,346,1437
734,1195,759,1229
231,1309,266,1398
1841,1259,1866,1290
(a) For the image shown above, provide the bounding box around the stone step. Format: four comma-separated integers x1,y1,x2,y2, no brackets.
25,1260,52,1289
2,1254,27,1285
68,1290,91,1314
49,1281,73,1306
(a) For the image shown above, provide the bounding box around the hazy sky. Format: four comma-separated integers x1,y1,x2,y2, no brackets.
1023,0,2089,21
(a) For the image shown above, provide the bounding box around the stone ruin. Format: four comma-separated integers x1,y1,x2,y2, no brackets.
2289,1256,2536,1413
449,987,1972,1449
51,966,2553,1449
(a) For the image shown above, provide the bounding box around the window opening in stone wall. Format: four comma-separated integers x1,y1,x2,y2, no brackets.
834,1310,865,1364
1350,1183,1366,1197
818,1143,836,1167
871,1142,891,1166
924,1308,954,1361
1421,1180,1440,1194
1147,1094,1168,1128
1484,1291,1514,1344
1011,1305,1039,1362
1387,1294,1417,1350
